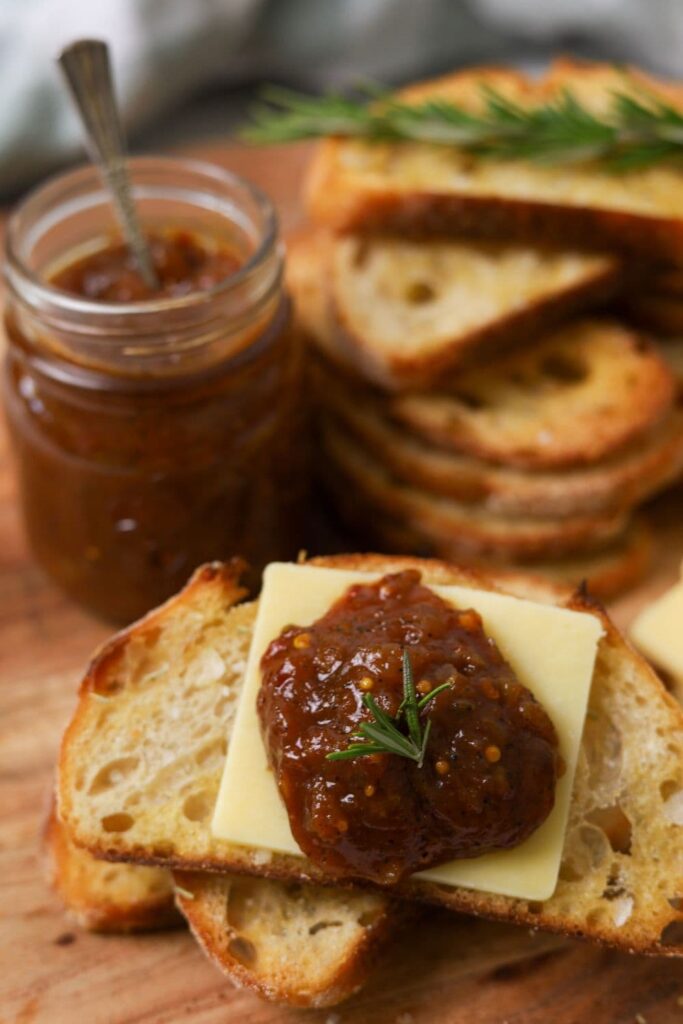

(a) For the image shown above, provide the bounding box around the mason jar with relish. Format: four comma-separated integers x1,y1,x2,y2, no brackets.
3,157,305,622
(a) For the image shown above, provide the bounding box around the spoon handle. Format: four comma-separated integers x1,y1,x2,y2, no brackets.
58,39,159,291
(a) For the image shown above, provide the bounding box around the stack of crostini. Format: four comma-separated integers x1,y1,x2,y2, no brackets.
287,59,683,597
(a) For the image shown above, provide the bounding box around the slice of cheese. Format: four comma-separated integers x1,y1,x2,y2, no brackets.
212,563,603,901
630,579,683,685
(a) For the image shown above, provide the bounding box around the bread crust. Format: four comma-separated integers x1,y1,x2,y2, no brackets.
309,184,683,266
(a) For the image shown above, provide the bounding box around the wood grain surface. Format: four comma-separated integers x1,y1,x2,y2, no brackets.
1,141,683,1024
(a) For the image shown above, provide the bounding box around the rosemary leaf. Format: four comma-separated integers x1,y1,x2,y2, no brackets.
356,720,419,759
418,719,433,770
364,692,396,732
402,649,421,749
326,649,452,765
417,681,452,710
242,79,683,171
327,743,389,761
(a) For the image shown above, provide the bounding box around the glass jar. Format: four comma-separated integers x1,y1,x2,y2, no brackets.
4,157,305,623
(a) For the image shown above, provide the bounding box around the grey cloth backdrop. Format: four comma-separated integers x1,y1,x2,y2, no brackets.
0,0,681,194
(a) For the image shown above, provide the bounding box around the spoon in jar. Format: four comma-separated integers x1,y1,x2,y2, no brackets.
57,38,160,291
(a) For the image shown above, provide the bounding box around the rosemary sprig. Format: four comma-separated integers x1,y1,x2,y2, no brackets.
243,81,683,170
326,649,450,768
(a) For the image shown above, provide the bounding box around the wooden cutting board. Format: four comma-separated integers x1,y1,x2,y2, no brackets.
1,141,682,1024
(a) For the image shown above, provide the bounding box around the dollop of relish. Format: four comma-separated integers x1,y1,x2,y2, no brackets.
258,570,561,885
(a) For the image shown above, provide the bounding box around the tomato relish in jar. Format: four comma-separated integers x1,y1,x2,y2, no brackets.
3,158,305,622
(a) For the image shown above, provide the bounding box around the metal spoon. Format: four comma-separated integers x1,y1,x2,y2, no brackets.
57,39,159,291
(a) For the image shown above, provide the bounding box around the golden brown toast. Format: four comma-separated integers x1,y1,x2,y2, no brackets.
58,557,683,957
389,322,675,469
174,870,401,1008
306,58,683,264
300,228,619,390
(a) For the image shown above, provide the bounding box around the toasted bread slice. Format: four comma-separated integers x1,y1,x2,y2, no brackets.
174,871,401,1008
325,230,618,390
56,561,398,1006
306,58,683,264
389,321,675,469
324,384,683,518
321,424,630,559
45,805,179,933
58,556,683,956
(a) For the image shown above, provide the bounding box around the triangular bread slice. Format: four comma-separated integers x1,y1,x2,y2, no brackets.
320,424,631,559
58,557,683,957
306,58,683,265
323,229,618,390
323,381,683,519
55,561,399,1007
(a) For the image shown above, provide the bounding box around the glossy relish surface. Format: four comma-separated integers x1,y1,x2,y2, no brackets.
258,569,562,885
51,229,243,303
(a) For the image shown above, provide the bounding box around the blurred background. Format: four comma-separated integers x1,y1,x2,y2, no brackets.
1,0,682,197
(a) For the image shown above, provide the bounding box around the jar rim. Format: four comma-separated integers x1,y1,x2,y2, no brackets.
4,155,280,319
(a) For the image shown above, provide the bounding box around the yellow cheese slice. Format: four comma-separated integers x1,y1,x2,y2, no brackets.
630,580,683,684
212,563,603,901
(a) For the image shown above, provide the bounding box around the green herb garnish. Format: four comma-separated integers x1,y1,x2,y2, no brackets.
326,649,450,768
243,82,683,171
